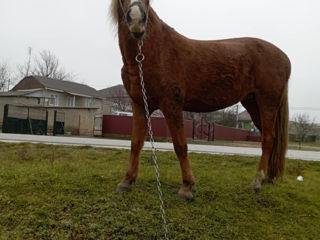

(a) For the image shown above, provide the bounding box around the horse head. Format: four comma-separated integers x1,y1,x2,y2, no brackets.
119,0,150,39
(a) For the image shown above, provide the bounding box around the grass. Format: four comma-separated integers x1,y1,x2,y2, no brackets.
0,142,320,240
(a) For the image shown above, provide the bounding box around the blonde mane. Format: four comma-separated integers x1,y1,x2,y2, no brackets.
109,0,119,26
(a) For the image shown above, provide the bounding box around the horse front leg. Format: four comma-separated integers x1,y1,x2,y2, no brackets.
116,101,147,193
162,108,195,200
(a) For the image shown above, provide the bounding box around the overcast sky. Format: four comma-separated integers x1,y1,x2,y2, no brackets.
0,0,319,121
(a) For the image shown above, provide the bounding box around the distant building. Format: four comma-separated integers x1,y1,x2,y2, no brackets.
98,84,165,117
10,76,102,108
98,84,131,114
238,110,259,133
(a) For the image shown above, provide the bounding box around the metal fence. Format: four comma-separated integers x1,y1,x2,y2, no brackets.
2,104,48,135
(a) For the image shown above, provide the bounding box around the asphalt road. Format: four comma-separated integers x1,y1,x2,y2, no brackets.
0,133,319,161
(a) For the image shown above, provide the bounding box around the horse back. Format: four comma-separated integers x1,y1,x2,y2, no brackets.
173,37,291,112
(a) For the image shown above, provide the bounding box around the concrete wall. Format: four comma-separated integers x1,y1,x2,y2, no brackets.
46,108,99,136
101,100,113,114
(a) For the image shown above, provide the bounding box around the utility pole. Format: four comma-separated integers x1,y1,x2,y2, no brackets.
26,47,32,77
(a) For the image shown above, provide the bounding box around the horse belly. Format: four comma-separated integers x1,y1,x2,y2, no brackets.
184,75,249,112
184,93,241,112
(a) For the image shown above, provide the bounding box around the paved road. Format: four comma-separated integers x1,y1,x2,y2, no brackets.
0,133,319,161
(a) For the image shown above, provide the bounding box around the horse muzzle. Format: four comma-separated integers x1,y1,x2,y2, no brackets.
126,2,147,39
129,23,145,39
131,31,145,39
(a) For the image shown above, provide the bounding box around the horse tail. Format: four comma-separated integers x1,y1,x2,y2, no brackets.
268,86,289,179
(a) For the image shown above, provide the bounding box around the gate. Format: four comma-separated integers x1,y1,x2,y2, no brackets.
93,114,103,136
53,110,65,136
2,104,48,135
193,118,214,141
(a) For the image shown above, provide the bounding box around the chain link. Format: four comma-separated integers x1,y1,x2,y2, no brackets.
136,40,170,240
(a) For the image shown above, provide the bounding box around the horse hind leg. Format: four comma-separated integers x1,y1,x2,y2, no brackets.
250,92,287,192
241,95,266,191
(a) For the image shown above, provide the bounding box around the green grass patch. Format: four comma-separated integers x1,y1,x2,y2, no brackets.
0,142,319,239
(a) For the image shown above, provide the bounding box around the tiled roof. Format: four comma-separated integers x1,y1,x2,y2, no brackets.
32,76,101,98
98,84,129,98
0,89,38,97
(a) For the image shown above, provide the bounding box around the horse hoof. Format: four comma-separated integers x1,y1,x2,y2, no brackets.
116,181,132,193
251,178,262,193
251,171,265,192
178,186,194,200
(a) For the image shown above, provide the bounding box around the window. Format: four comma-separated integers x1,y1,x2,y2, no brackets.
49,95,58,106
67,96,75,107
85,98,93,108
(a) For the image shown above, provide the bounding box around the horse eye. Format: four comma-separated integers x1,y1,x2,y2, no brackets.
142,13,147,23
126,10,132,23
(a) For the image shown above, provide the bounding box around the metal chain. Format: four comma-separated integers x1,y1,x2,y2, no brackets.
135,40,170,240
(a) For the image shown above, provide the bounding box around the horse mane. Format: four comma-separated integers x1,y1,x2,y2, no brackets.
109,0,119,26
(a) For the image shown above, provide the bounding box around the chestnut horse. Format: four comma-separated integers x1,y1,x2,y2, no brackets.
110,0,290,200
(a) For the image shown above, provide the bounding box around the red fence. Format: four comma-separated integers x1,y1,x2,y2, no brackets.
102,115,193,138
102,115,261,142
214,124,261,142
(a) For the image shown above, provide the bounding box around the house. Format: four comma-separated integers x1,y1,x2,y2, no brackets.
98,84,131,114
238,110,260,134
0,76,103,136
238,110,252,130
98,84,164,117
11,76,102,108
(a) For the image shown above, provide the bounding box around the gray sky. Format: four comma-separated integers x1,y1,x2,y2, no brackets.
0,0,319,121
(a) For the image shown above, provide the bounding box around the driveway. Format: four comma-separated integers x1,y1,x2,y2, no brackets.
0,133,319,161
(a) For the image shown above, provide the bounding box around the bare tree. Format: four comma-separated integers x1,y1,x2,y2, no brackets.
214,106,237,127
0,62,13,91
32,50,74,81
109,86,130,112
17,48,74,81
293,113,315,149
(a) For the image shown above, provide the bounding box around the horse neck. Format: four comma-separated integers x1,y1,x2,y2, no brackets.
117,7,168,66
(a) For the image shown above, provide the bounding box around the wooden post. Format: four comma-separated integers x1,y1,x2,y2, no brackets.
78,115,81,136
45,110,48,135
27,107,33,135
53,110,57,136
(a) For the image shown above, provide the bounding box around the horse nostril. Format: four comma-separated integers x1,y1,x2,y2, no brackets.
132,31,144,39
